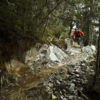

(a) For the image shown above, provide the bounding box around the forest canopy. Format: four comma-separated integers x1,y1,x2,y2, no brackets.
0,0,100,43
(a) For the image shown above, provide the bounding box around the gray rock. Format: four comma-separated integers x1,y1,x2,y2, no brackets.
73,96,78,100
48,83,53,87
47,44,68,62
69,83,75,92
56,80,61,85
60,95,64,100
68,95,74,100
63,97,68,100
65,38,72,50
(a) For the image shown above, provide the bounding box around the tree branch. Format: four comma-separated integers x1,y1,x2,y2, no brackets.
39,0,64,26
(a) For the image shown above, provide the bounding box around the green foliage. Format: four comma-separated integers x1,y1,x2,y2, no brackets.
0,0,48,39
0,0,100,44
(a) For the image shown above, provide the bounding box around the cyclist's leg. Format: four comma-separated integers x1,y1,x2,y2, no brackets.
76,37,80,45
73,37,77,46
77,40,80,45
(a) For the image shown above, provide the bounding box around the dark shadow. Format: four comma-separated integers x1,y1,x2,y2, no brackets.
0,31,41,70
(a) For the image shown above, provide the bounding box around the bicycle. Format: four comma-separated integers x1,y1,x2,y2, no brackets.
73,35,84,51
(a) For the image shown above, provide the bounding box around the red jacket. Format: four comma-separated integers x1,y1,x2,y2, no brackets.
73,29,84,38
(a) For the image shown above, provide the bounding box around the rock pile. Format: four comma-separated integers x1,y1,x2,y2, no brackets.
0,42,96,100
23,44,96,100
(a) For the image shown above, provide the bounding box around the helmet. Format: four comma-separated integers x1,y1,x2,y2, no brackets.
75,28,78,31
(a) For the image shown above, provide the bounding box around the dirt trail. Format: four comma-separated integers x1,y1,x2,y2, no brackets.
19,63,68,90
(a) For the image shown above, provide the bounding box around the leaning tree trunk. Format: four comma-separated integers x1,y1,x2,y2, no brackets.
92,18,100,89
96,19,100,75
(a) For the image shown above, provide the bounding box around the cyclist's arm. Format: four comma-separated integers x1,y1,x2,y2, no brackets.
73,32,76,38
78,30,84,36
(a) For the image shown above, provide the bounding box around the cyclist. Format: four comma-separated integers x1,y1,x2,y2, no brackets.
73,28,84,48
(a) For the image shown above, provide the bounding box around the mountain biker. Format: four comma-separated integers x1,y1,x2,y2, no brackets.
73,28,84,45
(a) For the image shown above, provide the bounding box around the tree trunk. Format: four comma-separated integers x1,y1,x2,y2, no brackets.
90,19,100,91
68,22,73,37
96,19,100,75
82,11,90,46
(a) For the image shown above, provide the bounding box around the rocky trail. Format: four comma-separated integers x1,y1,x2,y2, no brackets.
0,40,98,100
